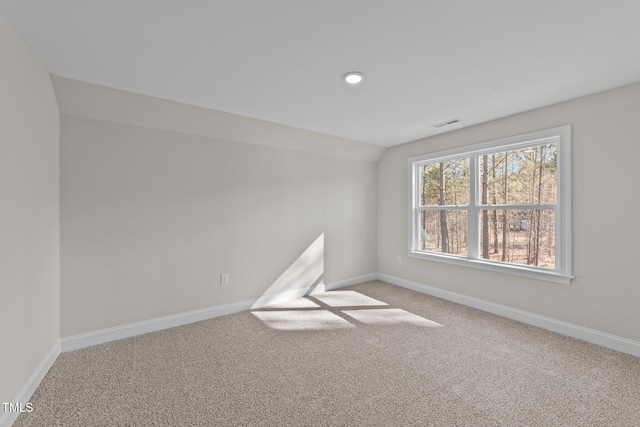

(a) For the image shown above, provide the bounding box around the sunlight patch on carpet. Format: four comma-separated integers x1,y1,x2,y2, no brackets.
342,308,442,327
311,290,388,307
252,310,355,331
261,298,321,309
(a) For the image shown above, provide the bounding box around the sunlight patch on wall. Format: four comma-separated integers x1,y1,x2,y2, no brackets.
251,233,324,308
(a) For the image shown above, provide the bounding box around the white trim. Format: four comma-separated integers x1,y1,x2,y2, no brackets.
407,125,572,283
324,273,378,291
407,127,565,164
557,125,572,279
61,273,377,352
407,159,417,254
407,251,573,285
0,340,61,427
5,271,637,427
61,300,255,352
376,273,640,357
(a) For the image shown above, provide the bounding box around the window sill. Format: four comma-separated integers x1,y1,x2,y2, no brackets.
407,251,573,285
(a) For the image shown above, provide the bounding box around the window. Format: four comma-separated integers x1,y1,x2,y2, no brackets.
408,126,572,284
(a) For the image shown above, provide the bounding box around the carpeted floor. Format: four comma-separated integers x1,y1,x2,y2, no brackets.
14,281,640,426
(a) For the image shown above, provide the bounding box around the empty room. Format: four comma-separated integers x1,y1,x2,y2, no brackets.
1,1,639,426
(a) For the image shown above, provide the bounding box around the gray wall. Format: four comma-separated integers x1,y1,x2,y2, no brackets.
3,10,640,407
0,17,60,404
59,92,379,337
378,81,640,342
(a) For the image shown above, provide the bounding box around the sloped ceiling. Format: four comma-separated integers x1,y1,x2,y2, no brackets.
2,0,640,146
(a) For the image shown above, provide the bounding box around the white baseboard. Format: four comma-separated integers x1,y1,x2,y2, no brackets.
5,271,638,427
248,273,376,307
61,273,377,353
325,273,378,291
60,298,254,352
377,273,640,357
60,271,640,356
0,340,60,427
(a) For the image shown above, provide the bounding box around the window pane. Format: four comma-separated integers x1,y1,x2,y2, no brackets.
481,144,557,205
419,158,469,206
418,210,468,256
479,209,555,269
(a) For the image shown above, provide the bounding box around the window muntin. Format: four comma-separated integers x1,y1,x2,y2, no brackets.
408,126,571,284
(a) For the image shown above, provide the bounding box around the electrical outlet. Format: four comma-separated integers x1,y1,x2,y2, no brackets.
220,274,229,285
397,256,402,264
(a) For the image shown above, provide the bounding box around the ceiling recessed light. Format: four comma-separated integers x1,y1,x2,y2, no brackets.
344,72,364,84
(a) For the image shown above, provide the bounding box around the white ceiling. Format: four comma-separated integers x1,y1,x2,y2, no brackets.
2,1,640,147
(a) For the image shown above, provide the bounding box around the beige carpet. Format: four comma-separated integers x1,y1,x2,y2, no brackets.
14,281,640,426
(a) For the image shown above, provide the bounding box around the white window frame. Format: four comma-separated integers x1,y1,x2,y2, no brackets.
407,125,572,285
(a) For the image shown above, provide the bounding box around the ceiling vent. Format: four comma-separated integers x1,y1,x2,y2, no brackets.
432,118,461,128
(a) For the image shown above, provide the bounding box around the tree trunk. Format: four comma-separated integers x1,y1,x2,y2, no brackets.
421,211,427,250
481,155,489,259
439,162,449,253
527,150,537,265
501,152,508,261
421,174,427,250
533,146,545,266
491,154,498,254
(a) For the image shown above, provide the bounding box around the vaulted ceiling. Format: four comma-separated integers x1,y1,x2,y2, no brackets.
2,0,640,146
